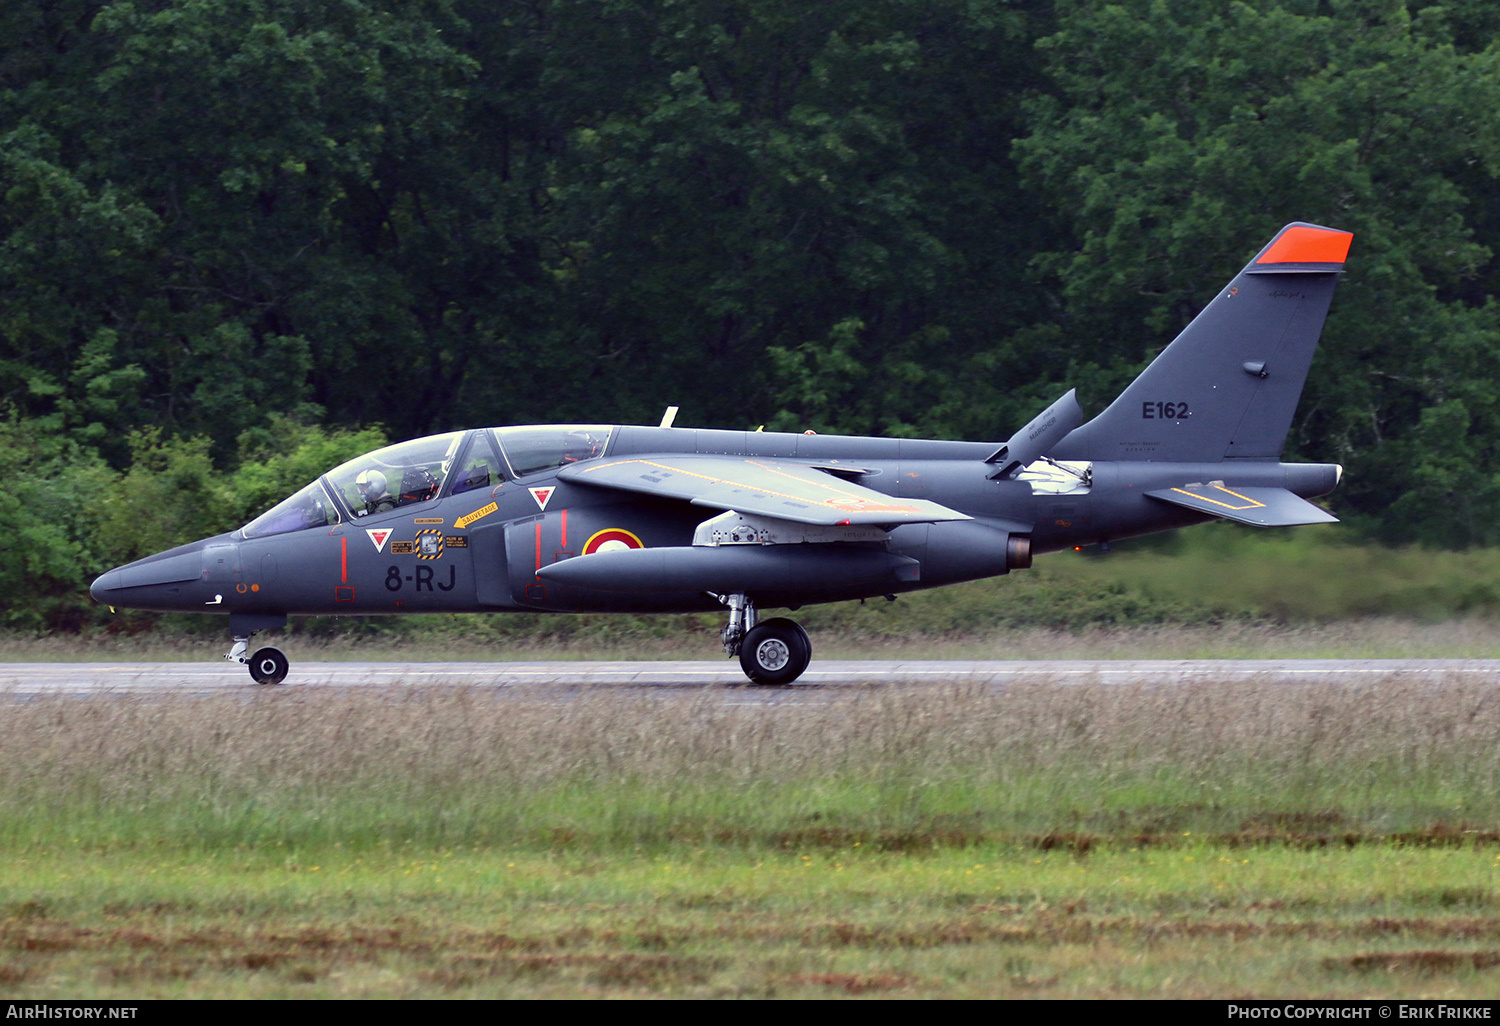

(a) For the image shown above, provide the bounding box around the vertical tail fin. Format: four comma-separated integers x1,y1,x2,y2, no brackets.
1053,222,1351,463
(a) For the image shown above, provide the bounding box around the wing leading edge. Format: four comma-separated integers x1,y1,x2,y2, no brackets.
1145,483,1337,527
558,455,970,526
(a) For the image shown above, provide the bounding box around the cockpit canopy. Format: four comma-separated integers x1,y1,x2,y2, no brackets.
492,425,610,476
240,425,613,539
327,432,465,517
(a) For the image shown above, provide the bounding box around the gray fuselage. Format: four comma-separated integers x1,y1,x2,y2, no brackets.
89,423,1340,621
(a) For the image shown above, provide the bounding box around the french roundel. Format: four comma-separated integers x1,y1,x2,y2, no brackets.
582,528,644,555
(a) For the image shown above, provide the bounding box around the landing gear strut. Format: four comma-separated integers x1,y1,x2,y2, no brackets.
224,615,291,686
719,593,757,656
716,594,811,685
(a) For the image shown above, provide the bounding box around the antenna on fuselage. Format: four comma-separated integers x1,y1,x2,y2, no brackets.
659,406,679,428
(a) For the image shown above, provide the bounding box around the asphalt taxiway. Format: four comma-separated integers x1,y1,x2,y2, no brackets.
0,659,1496,700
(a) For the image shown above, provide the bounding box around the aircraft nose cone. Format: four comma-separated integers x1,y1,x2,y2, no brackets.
90,569,122,605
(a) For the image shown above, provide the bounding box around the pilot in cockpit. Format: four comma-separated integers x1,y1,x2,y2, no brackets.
561,429,606,464
355,469,397,515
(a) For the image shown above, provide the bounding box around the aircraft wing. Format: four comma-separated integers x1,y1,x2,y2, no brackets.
557,455,971,526
1146,483,1338,527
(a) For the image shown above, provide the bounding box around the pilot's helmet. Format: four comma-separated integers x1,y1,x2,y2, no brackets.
562,429,603,462
355,469,388,497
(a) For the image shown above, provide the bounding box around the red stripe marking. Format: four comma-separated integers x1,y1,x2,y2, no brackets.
535,521,542,577
561,509,568,549
1256,226,1353,264
341,537,347,582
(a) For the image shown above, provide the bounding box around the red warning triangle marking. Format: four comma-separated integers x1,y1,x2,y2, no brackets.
529,487,554,511
366,528,392,552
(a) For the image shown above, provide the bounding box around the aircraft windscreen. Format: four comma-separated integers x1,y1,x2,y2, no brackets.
241,480,340,539
326,432,464,517
493,425,611,477
450,431,508,495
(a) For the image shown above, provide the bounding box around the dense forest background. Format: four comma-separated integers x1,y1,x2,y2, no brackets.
5,0,1500,631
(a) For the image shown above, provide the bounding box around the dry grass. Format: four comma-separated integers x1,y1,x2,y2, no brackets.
6,674,1500,996
3,672,1500,847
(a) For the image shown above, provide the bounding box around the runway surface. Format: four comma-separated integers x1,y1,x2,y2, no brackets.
0,658,1496,699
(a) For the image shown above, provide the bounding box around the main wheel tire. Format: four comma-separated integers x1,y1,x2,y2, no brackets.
738,618,811,685
248,646,290,686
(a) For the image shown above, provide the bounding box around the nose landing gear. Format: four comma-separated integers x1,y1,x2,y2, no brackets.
717,594,812,685
225,634,290,685
248,646,290,686
224,614,291,685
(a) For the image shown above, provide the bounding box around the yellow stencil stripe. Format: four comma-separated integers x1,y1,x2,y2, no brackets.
582,459,920,513
1210,484,1267,507
742,460,894,504
455,501,499,529
1170,485,1266,511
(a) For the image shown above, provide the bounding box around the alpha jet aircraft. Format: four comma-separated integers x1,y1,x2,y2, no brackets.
91,222,1350,685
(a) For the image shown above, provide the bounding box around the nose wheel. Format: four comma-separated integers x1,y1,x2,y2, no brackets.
226,631,291,686
248,647,290,686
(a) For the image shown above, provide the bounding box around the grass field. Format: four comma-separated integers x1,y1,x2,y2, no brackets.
6,844,1500,998
4,675,1500,997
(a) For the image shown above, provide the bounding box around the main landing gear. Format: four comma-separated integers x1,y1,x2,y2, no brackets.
718,594,811,685
225,633,289,686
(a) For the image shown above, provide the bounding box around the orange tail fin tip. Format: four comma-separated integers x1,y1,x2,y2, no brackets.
1257,225,1353,265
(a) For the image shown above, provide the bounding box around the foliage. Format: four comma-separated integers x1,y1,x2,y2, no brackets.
0,414,387,633
3,1,1500,631
1017,0,1500,542
228,417,387,525
0,418,117,631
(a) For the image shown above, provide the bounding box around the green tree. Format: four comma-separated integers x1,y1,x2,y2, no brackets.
512,0,1049,436
1017,0,1500,540
229,417,386,525
2,1,535,453
0,126,157,458
93,429,232,564
0,418,118,631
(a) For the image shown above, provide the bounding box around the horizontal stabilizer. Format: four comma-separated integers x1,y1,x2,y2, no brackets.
559,454,970,526
1145,483,1338,527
